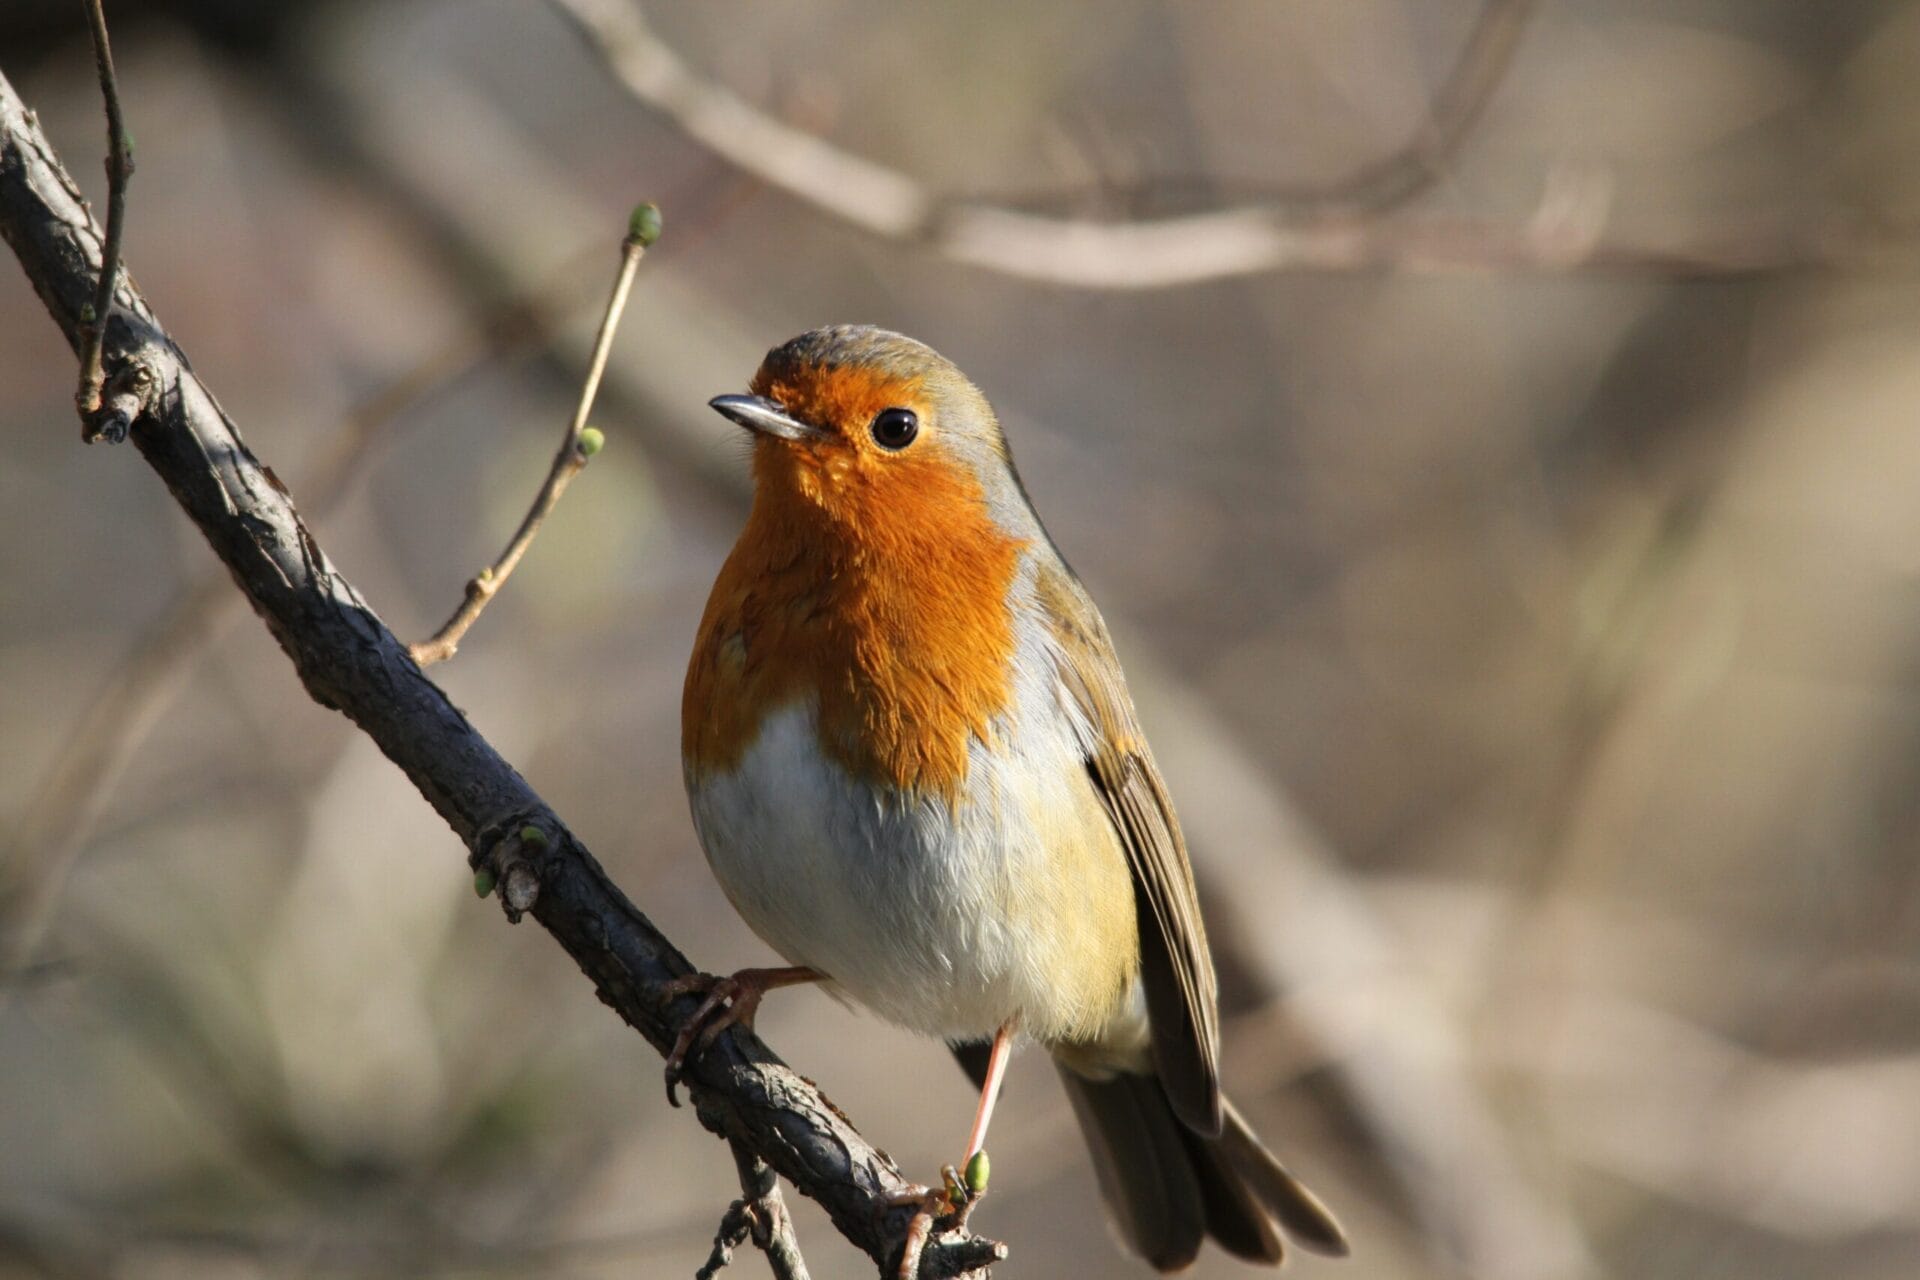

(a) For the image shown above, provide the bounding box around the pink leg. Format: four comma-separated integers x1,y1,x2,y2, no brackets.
964,1021,1015,1158
893,1024,1016,1276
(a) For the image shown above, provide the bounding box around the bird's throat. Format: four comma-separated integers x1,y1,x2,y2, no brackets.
683,451,1027,800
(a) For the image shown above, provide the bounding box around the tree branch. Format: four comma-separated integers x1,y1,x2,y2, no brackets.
0,70,1000,1280
547,0,1879,285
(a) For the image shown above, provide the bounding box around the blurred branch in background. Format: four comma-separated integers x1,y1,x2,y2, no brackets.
1373,876,1920,1239
0,69,1000,1280
552,0,1534,226
549,0,1885,285
1135,663,1598,1280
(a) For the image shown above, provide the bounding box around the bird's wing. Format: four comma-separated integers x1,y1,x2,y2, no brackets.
1037,562,1223,1134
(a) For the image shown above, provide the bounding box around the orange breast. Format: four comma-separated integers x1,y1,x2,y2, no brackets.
683,442,1027,800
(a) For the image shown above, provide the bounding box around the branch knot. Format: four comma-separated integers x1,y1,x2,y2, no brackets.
82,355,155,444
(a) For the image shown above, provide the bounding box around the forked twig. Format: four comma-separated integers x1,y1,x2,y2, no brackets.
698,1143,811,1280
408,202,662,666
695,1197,755,1280
75,0,134,441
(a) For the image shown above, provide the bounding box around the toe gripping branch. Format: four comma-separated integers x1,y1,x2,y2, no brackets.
891,1160,990,1280
659,967,823,1108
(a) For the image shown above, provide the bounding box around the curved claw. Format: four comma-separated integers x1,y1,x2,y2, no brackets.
660,967,822,1107
889,1163,986,1278
892,1184,949,1280
662,973,745,1107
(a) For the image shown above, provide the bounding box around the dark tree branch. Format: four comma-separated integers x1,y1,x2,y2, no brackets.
0,70,1001,1280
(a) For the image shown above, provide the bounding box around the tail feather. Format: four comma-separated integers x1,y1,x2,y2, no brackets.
1057,1066,1208,1270
950,1040,1347,1267
1176,1114,1284,1263
1215,1095,1350,1258
1057,1065,1349,1270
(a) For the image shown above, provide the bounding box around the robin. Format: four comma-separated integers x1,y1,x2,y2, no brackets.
671,325,1348,1270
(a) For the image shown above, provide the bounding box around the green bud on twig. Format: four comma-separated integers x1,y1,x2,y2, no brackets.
578,426,605,457
964,1149,990,1195
628,202,663,248
473,867,497,898
519,824,549,849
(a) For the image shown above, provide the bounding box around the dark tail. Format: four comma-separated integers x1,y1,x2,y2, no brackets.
1055,1066,1349,1271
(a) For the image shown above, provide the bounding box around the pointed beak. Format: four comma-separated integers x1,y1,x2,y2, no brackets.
708,394,817,442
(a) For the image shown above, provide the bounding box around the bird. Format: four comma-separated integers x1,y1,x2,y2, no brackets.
673,325,1348,1270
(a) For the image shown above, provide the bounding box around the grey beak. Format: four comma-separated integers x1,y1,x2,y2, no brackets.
708,394,815,441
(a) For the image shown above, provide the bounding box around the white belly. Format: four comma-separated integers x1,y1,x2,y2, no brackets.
685,696,1134,1043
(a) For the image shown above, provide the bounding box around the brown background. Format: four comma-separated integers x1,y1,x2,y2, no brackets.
4,2,1918,1277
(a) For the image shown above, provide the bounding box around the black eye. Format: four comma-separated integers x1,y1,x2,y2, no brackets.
870,407,919,450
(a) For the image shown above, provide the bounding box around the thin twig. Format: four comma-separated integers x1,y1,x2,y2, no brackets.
723,1142,811,1280
74,0,134,440
1271,0,1538,218
975,0,1532,221
0,576,223,985
408,202,661,666
695,1199,755,1280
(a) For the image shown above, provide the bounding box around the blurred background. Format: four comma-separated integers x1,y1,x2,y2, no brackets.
4,1,1919,1276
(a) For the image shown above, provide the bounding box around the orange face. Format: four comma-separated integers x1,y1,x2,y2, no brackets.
739,359,944,523
750,360,925,452
686,352,1029,798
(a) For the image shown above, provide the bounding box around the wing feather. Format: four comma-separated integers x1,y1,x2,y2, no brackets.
1039,564,1223,1134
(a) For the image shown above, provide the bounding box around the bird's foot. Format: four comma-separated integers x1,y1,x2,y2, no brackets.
890,1160,987,1279
660,966,819,1106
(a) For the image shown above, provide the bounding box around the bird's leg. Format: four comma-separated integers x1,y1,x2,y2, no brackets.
964,1020,1015,1160
662,965,823,1105
891,1020,1015,1275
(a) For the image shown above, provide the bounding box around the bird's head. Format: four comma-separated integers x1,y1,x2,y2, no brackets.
710,326,1027,539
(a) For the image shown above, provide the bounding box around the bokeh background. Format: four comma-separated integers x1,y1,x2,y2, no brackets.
5,1,1920,1276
